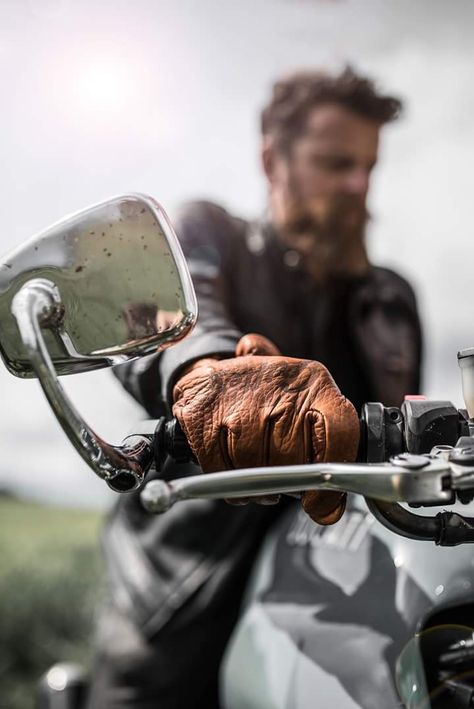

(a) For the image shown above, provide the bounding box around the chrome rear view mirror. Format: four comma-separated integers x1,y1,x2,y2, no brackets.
0,193,196,376
0,194,197,492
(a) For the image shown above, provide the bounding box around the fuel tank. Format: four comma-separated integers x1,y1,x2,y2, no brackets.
221,497,474,708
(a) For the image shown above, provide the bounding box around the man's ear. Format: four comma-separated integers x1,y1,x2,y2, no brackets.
261,136,278,183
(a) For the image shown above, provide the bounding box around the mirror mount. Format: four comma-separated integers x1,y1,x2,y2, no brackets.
12,277,151,492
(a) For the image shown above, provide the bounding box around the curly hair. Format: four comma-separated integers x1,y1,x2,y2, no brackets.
261,66,402,154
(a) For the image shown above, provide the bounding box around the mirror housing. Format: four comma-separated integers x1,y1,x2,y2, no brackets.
0,193,196,376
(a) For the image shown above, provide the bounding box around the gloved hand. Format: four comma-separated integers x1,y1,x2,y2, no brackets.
172,334,360,525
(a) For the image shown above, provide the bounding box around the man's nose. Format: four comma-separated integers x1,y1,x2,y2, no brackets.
344,168,370,197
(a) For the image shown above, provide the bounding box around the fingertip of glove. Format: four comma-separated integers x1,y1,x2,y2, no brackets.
302,491,347,526
236,333,281,357
225,497,250,506
315,499,346,526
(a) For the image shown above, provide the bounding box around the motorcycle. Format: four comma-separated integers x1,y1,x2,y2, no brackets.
2,194,474,709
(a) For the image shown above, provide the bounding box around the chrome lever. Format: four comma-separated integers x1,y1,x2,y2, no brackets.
140,459,452,513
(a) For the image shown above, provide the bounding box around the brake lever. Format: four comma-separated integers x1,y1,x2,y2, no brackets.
140,455,452,513
140,455,474,545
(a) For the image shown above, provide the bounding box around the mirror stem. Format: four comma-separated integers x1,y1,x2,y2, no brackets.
11,278,152,492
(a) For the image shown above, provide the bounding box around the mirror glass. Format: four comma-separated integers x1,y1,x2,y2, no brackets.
0,194,197,377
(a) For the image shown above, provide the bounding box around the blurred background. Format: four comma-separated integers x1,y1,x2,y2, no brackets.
0,0,473,705
1,0,474,507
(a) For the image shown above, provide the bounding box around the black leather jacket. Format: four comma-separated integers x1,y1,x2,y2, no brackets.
105,201,422,637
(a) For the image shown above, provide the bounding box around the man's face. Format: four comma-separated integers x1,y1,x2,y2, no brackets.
266,103,381,280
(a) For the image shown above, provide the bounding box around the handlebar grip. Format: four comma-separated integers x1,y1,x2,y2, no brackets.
154,417,197,467
158,399,468,469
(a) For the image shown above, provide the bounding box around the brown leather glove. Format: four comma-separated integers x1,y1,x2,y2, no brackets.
173,334,360,525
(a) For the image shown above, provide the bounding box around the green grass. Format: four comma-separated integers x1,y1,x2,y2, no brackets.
0,496,105,709
0,496,103,568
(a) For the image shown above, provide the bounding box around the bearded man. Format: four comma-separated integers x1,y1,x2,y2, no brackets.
86,67,422,709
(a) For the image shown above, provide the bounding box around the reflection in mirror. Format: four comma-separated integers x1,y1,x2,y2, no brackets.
0,193,197,377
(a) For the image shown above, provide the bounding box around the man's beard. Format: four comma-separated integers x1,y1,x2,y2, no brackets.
277,193,370,285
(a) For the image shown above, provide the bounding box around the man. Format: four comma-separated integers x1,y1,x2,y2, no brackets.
86,67,422,708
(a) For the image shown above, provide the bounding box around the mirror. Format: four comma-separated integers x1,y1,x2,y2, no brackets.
0,193,197,377
0,194,197,492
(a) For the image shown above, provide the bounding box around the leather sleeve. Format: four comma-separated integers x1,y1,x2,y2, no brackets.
113,202,244,415
350,267,423,407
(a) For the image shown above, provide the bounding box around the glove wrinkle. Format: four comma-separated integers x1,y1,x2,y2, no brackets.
263,416,273,467
304,409,326,463
219,426,234,470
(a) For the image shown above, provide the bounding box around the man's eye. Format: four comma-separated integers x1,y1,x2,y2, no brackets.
313,156,354,172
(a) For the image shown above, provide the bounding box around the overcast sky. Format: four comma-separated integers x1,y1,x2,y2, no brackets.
1,0,473,506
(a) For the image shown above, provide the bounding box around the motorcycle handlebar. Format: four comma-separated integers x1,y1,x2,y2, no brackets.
108,398,470,495
138,400,474,545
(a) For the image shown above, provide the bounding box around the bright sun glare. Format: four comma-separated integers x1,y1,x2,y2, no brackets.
74,57,130,111
49,44,163,138
68,54,139,120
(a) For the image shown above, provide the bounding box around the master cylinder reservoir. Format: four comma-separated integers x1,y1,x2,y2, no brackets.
458,347,474,418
